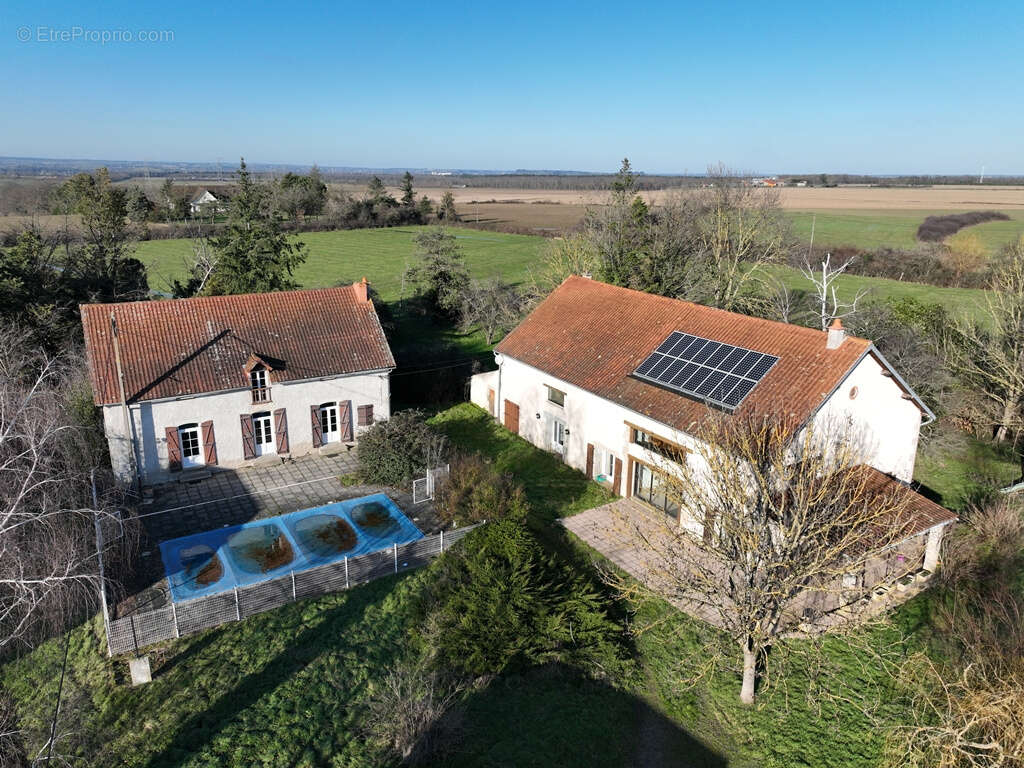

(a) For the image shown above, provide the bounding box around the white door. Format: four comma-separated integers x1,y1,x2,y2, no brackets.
551,419,566,454
319,403,340,444
178,424,204,469
252,412,275,456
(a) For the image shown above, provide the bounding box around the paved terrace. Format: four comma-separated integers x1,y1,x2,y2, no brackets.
141,449,442,541
561,499,933,635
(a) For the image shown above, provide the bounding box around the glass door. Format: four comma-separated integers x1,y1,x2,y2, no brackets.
319,403,340,443
178,423,204,469
252,412,274,456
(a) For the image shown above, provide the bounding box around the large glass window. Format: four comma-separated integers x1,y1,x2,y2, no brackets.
633,462,680,520
631,427,684,462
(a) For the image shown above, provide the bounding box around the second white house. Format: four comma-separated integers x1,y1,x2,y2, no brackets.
81,280,395,485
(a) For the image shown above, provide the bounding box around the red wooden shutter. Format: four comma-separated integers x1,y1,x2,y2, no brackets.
357,404,374,426
339,400,353,441
310,405,323,448
240,414,256,460
586,444,595,478
165,426,182,472
274,408,289,454
613,458,623,496
503,400,519,435
487,388,495,416
201,420,217,465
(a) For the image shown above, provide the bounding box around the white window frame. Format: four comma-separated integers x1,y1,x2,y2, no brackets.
319,402,340,444
551,418,566,453
178,423,204,469
546,385,565,407
252,411,275,456
250,368,270,403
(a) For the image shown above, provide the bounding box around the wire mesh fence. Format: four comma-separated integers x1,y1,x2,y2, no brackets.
106,523,481,656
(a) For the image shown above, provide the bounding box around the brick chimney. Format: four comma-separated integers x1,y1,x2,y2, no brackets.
353,277,369,302
826,318,846,349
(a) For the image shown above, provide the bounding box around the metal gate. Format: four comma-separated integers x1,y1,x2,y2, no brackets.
413,463,449,504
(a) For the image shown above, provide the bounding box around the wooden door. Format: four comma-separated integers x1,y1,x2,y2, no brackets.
487,388,495,417
503,400,519,435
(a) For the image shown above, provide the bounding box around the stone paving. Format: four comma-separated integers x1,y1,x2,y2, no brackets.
561,498,933,635
140,448,442,541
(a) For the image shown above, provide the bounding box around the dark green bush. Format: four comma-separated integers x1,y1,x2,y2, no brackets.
434,453,529,527
422,519,622,678
356,410,447,488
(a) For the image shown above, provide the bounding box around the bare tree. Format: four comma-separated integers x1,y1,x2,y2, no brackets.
801,251,868,330
608,414,917,705
0,324,128,654
459,278,526,344
944,237,1024,444
524,233,601,307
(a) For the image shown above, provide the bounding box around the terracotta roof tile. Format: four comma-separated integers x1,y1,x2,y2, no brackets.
81,285,395,406
496,276,873,433
856,465,957,535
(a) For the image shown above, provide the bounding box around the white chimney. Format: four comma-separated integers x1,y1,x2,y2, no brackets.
826,318,847,349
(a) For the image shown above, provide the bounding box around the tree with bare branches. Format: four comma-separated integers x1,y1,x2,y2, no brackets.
608,414,917,705
800,251,868,330
459,277,526,344
0,324,130,655
944,237,1024,443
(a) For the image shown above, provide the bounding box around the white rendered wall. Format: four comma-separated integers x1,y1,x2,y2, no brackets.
811,353,922,482
103,370,391,484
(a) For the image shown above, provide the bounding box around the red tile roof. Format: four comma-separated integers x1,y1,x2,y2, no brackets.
496,276,877,432
857,465,957,535
81,285,395,406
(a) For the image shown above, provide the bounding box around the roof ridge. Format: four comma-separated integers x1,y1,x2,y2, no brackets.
80,284,353,312
561,274,871,348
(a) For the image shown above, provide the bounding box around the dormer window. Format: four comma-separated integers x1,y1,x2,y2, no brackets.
250,367,270,403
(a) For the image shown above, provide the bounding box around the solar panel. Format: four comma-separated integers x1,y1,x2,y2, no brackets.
631,332,779,410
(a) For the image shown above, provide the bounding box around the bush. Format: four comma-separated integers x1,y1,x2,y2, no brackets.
356,410,448,489
435,453,529,527
916,210,1009,242
421,519,622,678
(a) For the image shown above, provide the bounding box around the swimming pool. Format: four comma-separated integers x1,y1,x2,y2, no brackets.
159,493,424,603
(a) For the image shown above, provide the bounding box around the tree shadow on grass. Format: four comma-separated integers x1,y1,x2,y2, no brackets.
135,575,406,768
441,663,727,768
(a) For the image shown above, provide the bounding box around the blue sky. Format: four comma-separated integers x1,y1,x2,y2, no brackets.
1,0,1022,174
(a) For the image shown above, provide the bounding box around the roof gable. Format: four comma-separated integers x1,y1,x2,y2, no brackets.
81,285,395,405
495,276,878,433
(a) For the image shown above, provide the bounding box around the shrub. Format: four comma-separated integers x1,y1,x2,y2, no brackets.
434,453,529,527
356,410,448,489
421,519,622,678
916,210,1009,242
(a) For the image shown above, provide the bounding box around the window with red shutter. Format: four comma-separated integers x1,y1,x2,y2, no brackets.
357,404,374,426
165,426,182,471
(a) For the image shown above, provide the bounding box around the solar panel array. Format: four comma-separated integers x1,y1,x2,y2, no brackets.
632,331,779,410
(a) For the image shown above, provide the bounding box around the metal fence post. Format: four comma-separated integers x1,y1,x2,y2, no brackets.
345,556,349,589
393,542,398,573
440,529,444,553
234,587,241,621
172,602,180,638
291,570,297,601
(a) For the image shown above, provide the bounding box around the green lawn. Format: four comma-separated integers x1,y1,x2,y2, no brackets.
787,209,1024,255
1,403,949,767
136,226,549,301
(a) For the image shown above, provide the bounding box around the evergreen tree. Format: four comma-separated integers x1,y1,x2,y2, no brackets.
403,228,469,318
204,159,308,295
437,191,459,222
400,171,415,207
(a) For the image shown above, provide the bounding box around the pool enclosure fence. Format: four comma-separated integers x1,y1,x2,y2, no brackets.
104,523,481,656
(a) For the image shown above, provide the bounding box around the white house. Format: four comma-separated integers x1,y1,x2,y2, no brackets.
470,276,954,570
81,281,395,485
189,189,221,215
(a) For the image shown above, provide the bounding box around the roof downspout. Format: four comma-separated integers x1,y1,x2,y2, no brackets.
494,352,504,423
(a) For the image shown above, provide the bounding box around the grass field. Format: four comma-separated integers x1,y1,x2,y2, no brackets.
133,226,991,325
1,403,951,768
788,209,1024,254
136,226,549,300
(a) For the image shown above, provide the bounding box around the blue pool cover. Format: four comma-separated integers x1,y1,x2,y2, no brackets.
159,493,424,603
